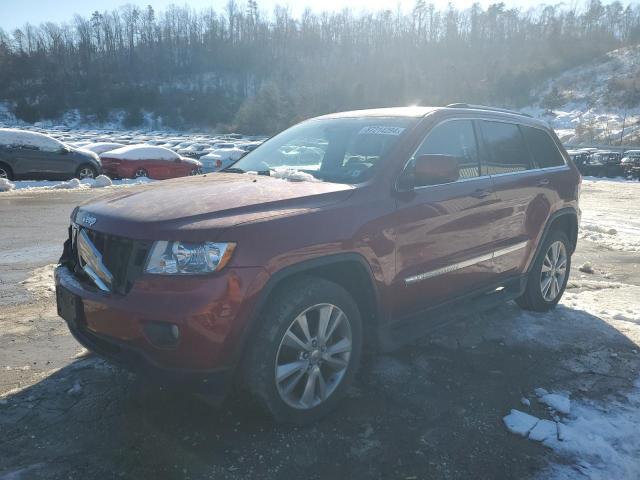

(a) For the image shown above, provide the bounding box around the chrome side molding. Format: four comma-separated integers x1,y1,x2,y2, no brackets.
405,241,528,285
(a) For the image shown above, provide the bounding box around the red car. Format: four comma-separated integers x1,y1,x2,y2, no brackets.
100,145,202,180
56,105,580,424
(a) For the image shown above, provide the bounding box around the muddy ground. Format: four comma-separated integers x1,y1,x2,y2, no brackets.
1,188,639,480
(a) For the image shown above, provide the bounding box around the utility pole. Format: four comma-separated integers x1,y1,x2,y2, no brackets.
620,111,627,147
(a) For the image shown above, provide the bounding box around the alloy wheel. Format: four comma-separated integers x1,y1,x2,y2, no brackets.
275,303,352,410
78,167,95,179
134,168,148,178
0,167,8,179
540,240,567,302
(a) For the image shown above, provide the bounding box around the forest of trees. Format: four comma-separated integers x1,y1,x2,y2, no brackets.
1,0,640,133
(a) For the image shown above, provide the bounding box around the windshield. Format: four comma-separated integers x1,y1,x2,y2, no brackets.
229,117,416,183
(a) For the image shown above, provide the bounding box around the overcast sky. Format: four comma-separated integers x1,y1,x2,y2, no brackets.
0,0,619,30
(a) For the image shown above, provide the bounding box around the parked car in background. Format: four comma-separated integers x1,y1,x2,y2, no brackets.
199,152,229,173
211,142,236,150
100,145,202,179
566,149,590,173
56,105,580,424
178,143,212,159
80,142,125,156
240,141,263,153
0,128,102,180
588,150,622,177
622,150,640,179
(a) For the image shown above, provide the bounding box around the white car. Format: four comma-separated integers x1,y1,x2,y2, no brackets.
177,143,212,158
199,152,234,173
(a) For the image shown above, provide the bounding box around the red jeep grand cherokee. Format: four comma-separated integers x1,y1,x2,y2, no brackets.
55,105,581,423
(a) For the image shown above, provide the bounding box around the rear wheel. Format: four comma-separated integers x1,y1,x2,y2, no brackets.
516,230,571,312
0,162,14,180
76,164,97,179
244,276,362,424
134,168,149,178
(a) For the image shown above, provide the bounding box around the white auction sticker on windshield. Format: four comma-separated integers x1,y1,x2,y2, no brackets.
358,126,405,135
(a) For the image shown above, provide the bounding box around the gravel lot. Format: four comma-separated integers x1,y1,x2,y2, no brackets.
1,180,639,479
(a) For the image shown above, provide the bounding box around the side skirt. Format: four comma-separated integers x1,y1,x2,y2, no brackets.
378,274,527,352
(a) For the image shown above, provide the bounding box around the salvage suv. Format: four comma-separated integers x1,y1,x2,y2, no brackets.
55,105,581,423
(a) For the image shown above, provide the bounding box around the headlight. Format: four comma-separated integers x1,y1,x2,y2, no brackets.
145,241,236,275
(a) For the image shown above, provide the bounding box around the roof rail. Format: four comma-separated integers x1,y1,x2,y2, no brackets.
446,103,532,118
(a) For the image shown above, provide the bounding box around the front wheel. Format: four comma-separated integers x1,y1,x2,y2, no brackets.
243,276,362,424
76,164,97,179
0,162,13,180
134,168,149,179
516,230,571,312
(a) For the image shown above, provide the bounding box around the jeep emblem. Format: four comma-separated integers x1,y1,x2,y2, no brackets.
81,214,97,227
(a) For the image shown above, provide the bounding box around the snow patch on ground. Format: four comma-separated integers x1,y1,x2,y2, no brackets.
538,392,571,415
0,178,15,191
2,176,152,193
578,179,640,252
19,264,56,299
505,380,640,480
503,409,539,436
541,380,640,479
529,419,558,442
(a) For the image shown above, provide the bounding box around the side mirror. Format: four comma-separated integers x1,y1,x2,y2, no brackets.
414,154,459,186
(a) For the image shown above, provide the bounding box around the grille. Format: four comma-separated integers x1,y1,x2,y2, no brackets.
65,226,152,295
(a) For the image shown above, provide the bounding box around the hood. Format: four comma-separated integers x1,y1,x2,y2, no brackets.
77,173,355,241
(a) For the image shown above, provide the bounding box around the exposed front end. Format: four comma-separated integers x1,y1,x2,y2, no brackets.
55,217,266,395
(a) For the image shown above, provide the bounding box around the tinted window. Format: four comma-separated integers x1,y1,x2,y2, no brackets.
412,120,480,182
479,121,532,175
521,126,565,168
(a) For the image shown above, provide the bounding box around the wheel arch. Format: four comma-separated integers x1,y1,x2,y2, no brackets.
527,207,579,274
235,253,383,369
0,160,14,180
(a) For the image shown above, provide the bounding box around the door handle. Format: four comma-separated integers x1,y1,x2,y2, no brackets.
471,188,492,199
537,178,550,186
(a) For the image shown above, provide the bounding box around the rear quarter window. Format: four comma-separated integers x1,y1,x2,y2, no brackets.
521,126,566,168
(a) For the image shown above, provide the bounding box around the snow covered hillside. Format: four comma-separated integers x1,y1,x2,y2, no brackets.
525,44,640,146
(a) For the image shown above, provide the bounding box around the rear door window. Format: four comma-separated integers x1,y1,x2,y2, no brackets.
478,120,533,175
521,126,565,168
411,119,481,182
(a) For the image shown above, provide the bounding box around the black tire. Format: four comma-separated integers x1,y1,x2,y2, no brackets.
134,168,149,178
76,164,97,179
0,162,14,181
516,230,571,312
243,276,363,424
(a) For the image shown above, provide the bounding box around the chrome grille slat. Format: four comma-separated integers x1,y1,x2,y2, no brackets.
76,229,114,292
67,225,149,295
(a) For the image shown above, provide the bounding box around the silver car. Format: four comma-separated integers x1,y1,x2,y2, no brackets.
0,129,102,180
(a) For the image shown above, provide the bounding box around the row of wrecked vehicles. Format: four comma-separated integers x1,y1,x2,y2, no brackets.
567,148,640,179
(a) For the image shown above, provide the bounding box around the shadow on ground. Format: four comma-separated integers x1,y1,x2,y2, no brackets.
1,302,639,480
